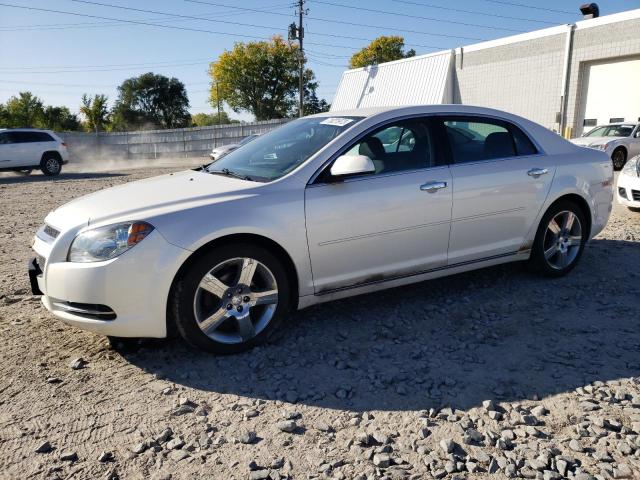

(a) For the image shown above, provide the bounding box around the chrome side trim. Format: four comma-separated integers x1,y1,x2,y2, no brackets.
316,251,520,296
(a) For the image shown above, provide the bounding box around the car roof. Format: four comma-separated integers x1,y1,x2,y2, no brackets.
0,128,55,133
309,104,549,121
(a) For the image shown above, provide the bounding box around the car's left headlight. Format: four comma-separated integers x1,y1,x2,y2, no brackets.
68,221,154,263
622,155,640,177
591,142,610,151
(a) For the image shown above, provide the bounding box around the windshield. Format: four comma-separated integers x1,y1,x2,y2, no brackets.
206,116,362,181
238,134,258,146
585,125,634,137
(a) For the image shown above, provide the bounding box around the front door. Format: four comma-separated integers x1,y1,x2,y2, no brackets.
440,116,556,264
305,118,452,293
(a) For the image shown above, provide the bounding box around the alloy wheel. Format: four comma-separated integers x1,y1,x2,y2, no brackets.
542,210,582,270
612,150,626,170
192,257,279,344
46,158,60,174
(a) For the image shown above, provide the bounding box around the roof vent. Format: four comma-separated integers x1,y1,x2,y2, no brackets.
579,3,599,19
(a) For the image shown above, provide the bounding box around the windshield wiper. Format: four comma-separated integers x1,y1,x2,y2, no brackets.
209,167,253,181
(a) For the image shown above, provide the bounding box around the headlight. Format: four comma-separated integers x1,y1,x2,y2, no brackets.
622,156,640,177
591,143,609,151
68,221,154,262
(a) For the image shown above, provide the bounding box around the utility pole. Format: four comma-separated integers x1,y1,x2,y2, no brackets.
289,0,305,118
215,81,222,125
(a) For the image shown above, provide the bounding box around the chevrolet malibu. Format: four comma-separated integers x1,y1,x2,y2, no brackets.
29,105,613,354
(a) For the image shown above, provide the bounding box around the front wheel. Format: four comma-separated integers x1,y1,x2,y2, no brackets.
529,201,587,277
40,155,62,176
171,244,291,354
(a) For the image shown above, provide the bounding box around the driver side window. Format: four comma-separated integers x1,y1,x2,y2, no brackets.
343,119,432,175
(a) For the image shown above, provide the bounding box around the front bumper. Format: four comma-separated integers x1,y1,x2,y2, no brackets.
30,229,192,338
617,173,640,208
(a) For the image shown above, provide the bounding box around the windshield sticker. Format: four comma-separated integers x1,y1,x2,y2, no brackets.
320,117,354,127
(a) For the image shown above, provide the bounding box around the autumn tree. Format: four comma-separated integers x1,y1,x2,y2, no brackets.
111,73,191,130
210,35,326,120
79,94,110,133
349,36,416,69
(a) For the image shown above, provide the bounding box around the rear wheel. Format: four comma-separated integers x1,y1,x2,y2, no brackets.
529,201,587,277
171,244,290,354
40,155,62,176
611,148,627,171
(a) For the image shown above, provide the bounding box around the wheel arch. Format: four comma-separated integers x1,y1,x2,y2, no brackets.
41,150,62,162
166,233,300,337
542,193,592,240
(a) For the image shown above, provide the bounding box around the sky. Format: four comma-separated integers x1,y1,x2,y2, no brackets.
1,0,639,123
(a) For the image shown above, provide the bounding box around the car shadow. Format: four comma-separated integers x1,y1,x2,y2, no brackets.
0,172,127,184
123,238,640,412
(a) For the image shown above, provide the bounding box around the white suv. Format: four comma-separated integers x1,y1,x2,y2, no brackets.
0,129,70,176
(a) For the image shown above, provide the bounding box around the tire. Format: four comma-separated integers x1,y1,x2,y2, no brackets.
171,243,291,354
611,148,627,171
40,155,62,176
528,200,587,277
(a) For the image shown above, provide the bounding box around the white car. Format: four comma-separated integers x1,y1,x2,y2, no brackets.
571,123,640,171
209,134,260,161
29,105,613,354
0,128,70,176
617,154,640,210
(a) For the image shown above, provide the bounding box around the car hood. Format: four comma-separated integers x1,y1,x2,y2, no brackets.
571,136,619,146
45,169,257,231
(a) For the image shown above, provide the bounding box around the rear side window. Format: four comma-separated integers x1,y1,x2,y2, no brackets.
0,132,11,145
10,131,54,143
442,117,537,163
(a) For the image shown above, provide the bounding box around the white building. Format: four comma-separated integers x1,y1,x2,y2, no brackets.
331,8,640,137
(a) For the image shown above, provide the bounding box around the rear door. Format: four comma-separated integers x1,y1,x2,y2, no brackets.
9,131,40,167
439,116,556,264
0,132,19,167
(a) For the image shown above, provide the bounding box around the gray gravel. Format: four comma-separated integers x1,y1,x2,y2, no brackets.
0,165,639,479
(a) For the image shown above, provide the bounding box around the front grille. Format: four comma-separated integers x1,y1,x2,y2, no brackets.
632,190,640,201
44,224,60,239
36,254,46,269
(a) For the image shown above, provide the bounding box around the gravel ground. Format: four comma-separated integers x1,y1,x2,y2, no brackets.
0,165,639,480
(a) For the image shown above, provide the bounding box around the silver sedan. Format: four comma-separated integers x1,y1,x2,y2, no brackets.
31,105,613,354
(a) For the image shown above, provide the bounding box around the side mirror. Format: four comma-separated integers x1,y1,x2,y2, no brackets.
330,155,375,178
635,131,640,138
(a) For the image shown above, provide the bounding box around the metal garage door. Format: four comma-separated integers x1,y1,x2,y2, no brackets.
581,57,640,133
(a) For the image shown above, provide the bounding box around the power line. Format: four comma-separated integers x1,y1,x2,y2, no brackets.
0,62,208,75
0,3,357,51
388,0,558,24
477,0,575,15
0,3,292,31
0,58,212,71
184,0,488,41
311,0,527,32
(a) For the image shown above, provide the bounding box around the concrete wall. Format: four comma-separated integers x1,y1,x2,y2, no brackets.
59,119,290,162
452,31,566,132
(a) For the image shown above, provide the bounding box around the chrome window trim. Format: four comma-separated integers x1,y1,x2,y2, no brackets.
306,164,450,189
307,112,547,185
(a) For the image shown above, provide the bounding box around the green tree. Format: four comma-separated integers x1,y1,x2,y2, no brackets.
210,35,314,120
3,92,44,128
111,73,191,131
349,36,416,69
42,106,81,131
191,111,238,127
79,94,110,133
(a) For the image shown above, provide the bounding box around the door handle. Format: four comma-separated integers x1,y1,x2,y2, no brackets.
420,181,447,193
527,168,548,178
